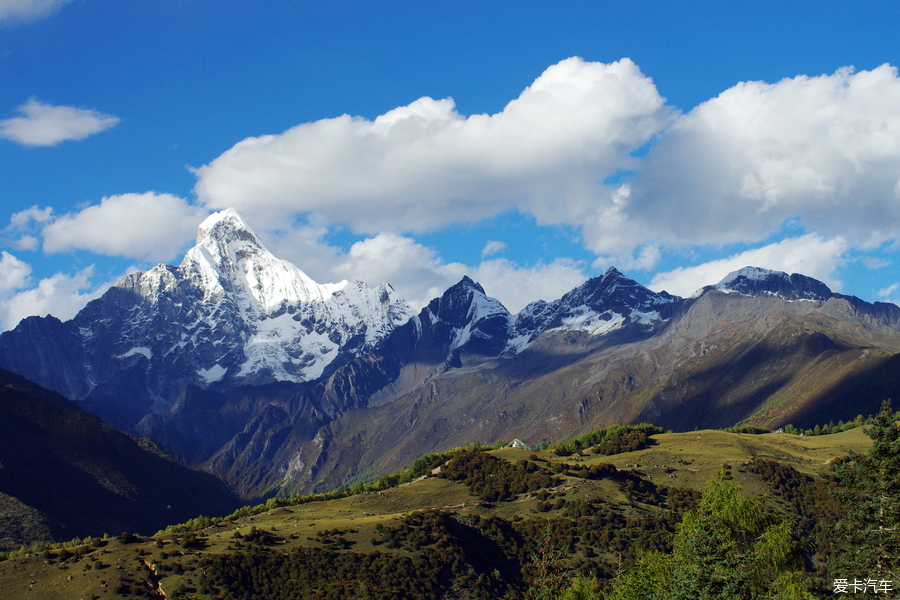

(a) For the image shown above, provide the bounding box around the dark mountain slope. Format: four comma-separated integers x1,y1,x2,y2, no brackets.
0,368,240,549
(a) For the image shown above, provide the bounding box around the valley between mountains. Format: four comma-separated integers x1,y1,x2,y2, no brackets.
3,209,900,502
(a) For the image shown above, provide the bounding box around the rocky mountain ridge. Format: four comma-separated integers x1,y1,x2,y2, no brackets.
3,210,900,498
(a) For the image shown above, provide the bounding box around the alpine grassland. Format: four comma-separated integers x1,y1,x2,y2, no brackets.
0,419,887,599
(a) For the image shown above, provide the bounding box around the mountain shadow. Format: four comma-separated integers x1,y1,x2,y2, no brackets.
0,368,241,550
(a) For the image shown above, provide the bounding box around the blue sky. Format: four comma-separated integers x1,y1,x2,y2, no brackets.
2,1,900,330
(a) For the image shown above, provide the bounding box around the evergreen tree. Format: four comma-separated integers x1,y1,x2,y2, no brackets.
607,472,813,600
525,525,567,600
832,399,900,582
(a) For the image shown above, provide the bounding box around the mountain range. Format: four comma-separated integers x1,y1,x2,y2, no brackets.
3,209,900,500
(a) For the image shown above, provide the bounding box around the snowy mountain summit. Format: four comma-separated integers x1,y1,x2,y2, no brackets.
709,266,833,302
508,267,682,351
173,209,414,383
0,209,413,426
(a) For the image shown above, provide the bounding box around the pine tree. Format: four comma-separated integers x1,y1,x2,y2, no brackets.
607,472,813,600
525,525,568,600
832,399,900,582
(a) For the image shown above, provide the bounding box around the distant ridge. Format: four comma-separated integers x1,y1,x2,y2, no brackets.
709,266,834,301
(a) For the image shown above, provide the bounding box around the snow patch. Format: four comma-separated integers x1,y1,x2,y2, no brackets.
630,309,661,324
504,333,534,354
118,347,152,360
715,266,779,289
197,364,227,384
558,308,626,336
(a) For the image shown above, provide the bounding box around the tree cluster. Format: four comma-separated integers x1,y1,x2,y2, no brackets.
548,424,666,457
831,400,900,584
438,450,555,501
607,473,813,600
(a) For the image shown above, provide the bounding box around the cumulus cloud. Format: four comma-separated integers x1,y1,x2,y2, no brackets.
601,244,661,272
332,233,452,308
193,57,674,233
262,226,585,313
463,258,587,314
4,205,52,250
0,98,119,146
341,237,584,312
9,205,52,228
0,251,31,293
11,59,899,320
0,263,111,331
648,234,848,297
621,65,900,254
186,60,900,300
0,0,72,24
42,193,209,262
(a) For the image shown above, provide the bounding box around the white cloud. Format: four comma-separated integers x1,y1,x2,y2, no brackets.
4,205,52,250
42,193,209,262
605,244,661,272
0,251,31,293
878,282,900,298
0,265,109,331
862,256,891,270
338,235,586,313
0,98,119,146
481,240,506,258
333,233,451,309
9,205,52,227
188,60,900,293
11,235,39,250
193,57,674,233
261,226,586,313
622,65,900,254
0,0,72,24
648,234,848,297
463,258,587,314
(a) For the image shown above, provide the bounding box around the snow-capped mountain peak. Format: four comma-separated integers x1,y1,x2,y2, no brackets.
418,276,513,354
182,208,337,316
0,209,415,418
195,207,261,248
711,266,833,302
507,269,682,352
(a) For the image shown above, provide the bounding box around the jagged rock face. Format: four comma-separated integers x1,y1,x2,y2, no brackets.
415,276,514,357
0,209,413,429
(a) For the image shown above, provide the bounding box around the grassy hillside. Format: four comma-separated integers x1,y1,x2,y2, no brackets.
0,426,869,599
